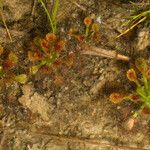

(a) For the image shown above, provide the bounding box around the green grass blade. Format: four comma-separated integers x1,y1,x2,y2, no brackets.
38,0,55,33
52,0,59,33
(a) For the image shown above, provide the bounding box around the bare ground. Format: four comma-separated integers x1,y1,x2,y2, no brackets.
0,0,150,150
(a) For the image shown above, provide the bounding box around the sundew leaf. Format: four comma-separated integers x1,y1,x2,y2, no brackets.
15,74,27,84
40,39,49,53
127,69,137,82
54,40,65,52
128,94,140,103
45,33,57,42
109,93,125,104
30,65,40,74
28,51,42,62
8,52,18,64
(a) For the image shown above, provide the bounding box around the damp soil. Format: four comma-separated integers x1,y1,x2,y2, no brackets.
0,0,150,150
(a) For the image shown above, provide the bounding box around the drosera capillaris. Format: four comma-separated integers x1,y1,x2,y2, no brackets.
109,58,150,129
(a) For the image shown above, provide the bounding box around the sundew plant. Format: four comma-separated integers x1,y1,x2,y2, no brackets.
110,58,150,117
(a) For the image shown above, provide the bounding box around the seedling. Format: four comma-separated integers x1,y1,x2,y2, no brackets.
0,46,27,84
38,0,59,33
110,58,150,119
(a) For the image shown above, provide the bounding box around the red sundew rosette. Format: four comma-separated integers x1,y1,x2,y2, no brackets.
127,69,140,86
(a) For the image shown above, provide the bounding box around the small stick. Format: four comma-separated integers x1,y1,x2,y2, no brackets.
81,44,130,61
0,11,13,42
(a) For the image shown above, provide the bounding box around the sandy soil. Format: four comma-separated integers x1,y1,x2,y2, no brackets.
0,0,150,150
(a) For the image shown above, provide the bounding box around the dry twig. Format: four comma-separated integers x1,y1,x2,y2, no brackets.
81,44,130,61
0,11,13,42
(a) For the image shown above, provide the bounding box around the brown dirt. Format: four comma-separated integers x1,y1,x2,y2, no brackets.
0,0,150,150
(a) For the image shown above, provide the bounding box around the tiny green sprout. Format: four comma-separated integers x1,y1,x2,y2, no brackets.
110,58,150,119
